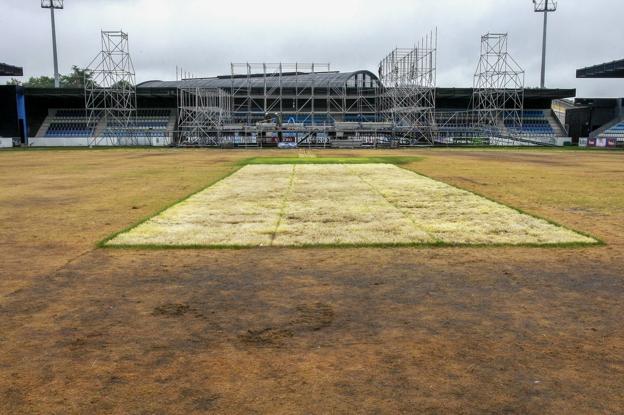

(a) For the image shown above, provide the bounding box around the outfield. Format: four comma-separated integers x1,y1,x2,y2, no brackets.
0,148,623,414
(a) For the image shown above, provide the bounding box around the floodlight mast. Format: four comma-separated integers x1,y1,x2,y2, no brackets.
41,0,64,88
533,0,557,88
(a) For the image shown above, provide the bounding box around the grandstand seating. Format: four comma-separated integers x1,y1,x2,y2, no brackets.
33,106,570,147
596,121,624,142
137,109,171,118
435,111,480,143
40,108,174,139
43,109,93,137
504,110,555,136
45,122,93,137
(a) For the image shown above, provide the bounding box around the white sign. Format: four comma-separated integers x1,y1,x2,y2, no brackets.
0,138,14,148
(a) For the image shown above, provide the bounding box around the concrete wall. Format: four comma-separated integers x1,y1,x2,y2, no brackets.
0,137,13,148
29,136,172,147
29,137,90,147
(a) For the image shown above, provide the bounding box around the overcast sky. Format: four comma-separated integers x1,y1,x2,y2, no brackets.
1,0,622,97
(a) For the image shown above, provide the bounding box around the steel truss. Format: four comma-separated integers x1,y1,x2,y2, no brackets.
472,33,525,145
172,63,379,146
230,63,328,126
231,63,366,126
177,88,232,146
231,63,378,127
85,31,138,146
379,30,437,145
230,63,377,120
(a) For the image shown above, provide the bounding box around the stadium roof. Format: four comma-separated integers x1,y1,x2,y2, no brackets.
0,63,23,77
137,70,381,89
577,59,624,79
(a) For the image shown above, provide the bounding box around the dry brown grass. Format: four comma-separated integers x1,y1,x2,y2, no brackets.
1,148,623,415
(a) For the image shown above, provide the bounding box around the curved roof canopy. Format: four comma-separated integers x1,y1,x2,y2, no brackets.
138,70,381,90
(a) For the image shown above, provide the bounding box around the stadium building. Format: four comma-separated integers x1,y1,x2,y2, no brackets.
1,31,622,149
1,70,574,148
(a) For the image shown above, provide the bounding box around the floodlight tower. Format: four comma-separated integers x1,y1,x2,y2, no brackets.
533,0,557,88
41,0,64,88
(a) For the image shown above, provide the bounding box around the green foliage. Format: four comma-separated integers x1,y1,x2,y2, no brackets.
60,66,91,88
5,78,22,86
23,75,56,88
16,66,92,88
111,80,133,90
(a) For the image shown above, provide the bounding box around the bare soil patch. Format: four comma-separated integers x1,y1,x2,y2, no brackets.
153,303,191,317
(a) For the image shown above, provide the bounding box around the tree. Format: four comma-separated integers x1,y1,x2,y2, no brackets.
23,76,55,88
111,79,134,90
61,66,91,88
13,66,92,88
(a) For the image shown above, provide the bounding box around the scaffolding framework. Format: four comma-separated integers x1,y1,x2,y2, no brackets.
379,30,437,145
173,63,380,146
177,88,232,146
472,33,525,145
228,63,377,127
85,31,138,146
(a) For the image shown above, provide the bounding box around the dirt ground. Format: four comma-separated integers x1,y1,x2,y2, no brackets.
0,148,622,414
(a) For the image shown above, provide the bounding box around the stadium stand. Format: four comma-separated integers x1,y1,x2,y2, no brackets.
45,122,93,137
504,110,567,137
596,121,624,143
37,108,175,141
42,109,93,137
1,81,578,147
576,59,624,145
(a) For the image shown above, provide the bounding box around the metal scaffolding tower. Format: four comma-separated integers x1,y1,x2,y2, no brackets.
472,33,525,145
85,31,138,146
378,30,437,145
177,88,232,146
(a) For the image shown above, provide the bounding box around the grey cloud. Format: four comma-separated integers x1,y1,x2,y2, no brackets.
1,0,621,97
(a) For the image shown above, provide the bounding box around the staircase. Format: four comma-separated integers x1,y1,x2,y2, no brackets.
92,118,107,139
35,109,56,138
544,110,567,137
167,110,177,134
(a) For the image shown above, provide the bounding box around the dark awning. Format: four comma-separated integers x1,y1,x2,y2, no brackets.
0,63,23,77
577,59,624,79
